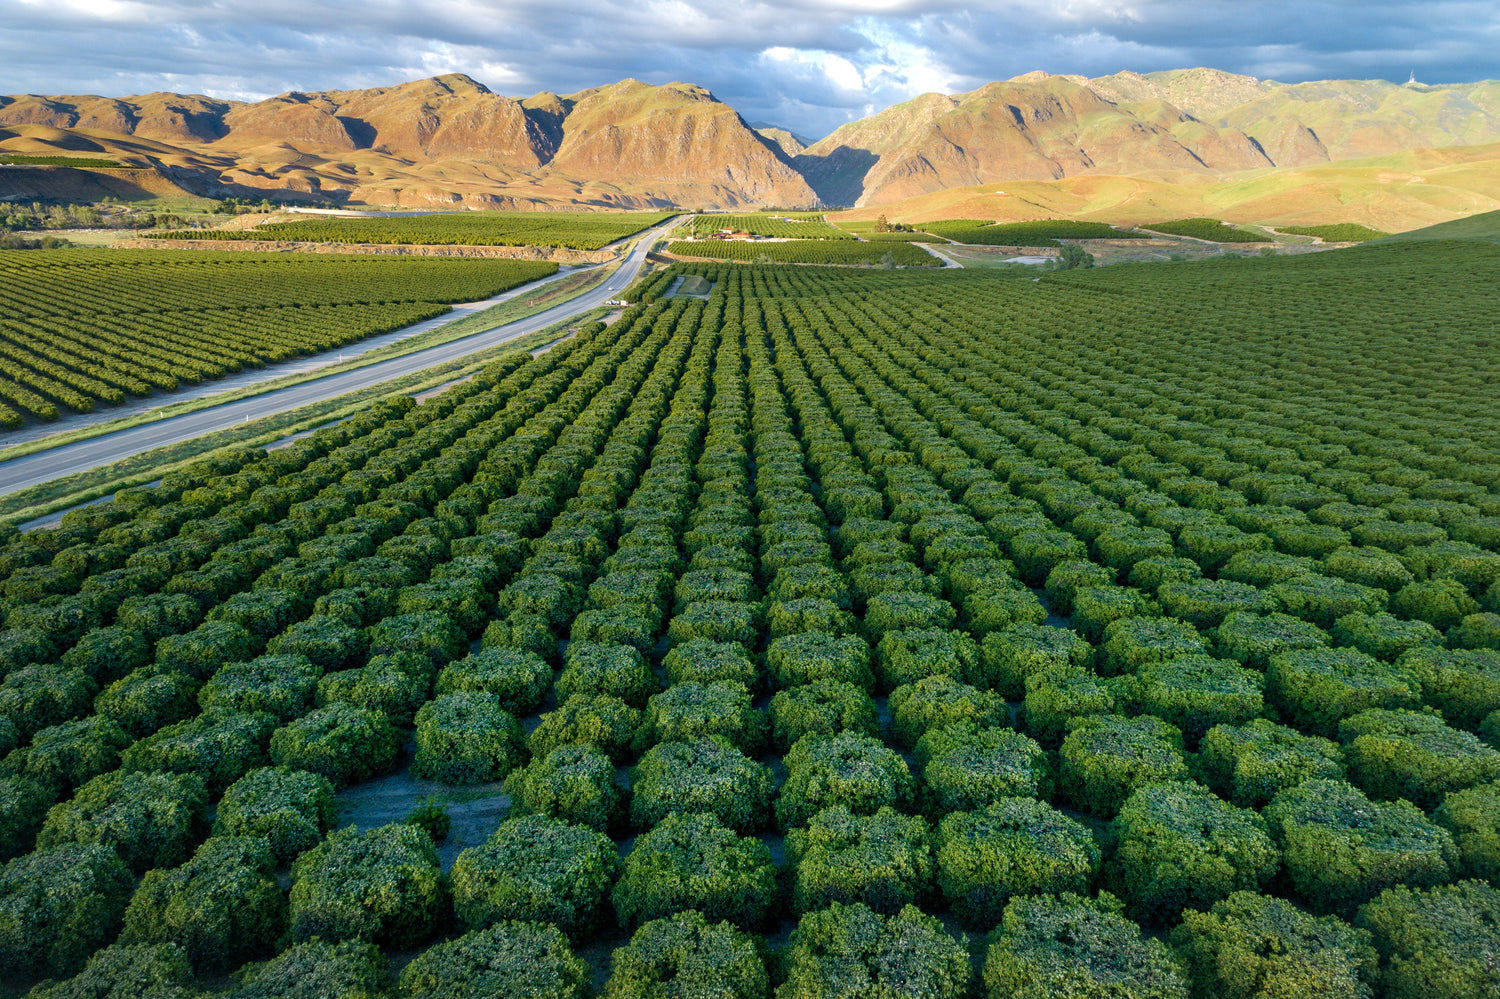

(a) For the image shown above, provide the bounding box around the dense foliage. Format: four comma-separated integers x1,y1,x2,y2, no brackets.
782,902,970,999
226,939,388,999
786,804,934,915
398,920,589,999
0,249,556,425
1,239,1497,992
1277,223,1390,242
213,766,337,862
935,796,1100,926
0,154,131,167
692,213,853,239
1264,779,1457,915
983,892,1189,999
118,835,284,972
667,238,938,266
1171,891,1378,999
284,822,445,949
449,814,619,937
22,942,198,999
0,843,133,979
1143,218,1266,242
601,910,768,999
920,218,1146,246
1355,880,1500,999
1106,782,1279,924
151,209,674,249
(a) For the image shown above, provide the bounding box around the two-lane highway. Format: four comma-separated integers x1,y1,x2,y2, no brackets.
0,217,682,497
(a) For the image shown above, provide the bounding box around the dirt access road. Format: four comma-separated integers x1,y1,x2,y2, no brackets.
0,217,682,497
920,243,964,268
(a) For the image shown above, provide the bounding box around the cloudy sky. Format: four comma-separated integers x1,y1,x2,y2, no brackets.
2,0,1496,139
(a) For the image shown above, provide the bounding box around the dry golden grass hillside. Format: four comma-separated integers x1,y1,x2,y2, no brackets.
830,142,1500,233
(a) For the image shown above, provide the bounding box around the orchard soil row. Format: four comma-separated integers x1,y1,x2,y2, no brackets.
1,240,1498,997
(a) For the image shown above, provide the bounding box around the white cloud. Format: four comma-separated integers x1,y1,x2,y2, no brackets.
393,42,525,89
0,0,1494,137
762,47,864,94
12,0,156,20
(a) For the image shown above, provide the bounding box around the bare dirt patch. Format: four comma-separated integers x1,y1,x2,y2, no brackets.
334,745,510,872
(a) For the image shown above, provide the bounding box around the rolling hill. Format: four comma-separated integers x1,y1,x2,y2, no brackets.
1373,207,1500,242
826,142,1500,234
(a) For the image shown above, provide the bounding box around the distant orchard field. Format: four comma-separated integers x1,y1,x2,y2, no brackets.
1276,223,1391,242
1,239,1498,996
691,213,854,240
146,210,677,250
0,154,134,169
920,218,1148,246
667,238,937,266
0,250,556,426
1142,217,1265,242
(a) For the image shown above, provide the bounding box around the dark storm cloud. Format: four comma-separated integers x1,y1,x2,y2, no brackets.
0,0,1495,138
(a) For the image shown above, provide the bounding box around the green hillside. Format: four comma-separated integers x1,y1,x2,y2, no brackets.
1376,209,1500,242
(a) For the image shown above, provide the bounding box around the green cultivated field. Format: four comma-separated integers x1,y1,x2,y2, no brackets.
691,213,854,240
922,218,1148,245
3,239,1500,996
0,155,134,169
667,238,937,266
147,210,676,249
0,250,556,427
858,230,943,241
1375,208,1500,244
829,218,941,241
1276,223,1390,242
1142,217,1266,242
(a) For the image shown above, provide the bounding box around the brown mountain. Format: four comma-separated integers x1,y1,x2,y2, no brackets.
800,69,1500,206
536,80,814,207
797,74,1272,206
2,69,1498,211
0,74,817,210
0,91,233,144
751,124,810,159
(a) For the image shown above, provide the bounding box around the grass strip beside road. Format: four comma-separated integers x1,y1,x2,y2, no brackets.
399,261,618,348
0,310,605,525
0,257,623,466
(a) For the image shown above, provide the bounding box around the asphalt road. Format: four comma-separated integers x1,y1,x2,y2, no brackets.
0,264,589,449
0,218,681,498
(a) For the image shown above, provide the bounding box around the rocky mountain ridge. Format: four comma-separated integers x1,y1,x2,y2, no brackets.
0,75,816,209
799,69,1500,205
1,68,1496,210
